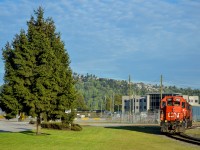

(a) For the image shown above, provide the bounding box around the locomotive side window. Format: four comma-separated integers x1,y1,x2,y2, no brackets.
182,102,185,108
162,101,166,108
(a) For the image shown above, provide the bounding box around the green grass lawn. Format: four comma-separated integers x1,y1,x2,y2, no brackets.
185,127,200,138
0,126,199,150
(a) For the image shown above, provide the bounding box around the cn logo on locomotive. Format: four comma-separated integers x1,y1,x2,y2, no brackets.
168,112,180,118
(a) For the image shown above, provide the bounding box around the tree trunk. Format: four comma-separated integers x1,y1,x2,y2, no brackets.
36,114,41,135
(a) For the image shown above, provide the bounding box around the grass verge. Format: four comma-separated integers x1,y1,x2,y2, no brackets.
0,126,199,150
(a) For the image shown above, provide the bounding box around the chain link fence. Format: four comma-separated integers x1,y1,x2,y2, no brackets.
76,111,160,125
111,112,160,124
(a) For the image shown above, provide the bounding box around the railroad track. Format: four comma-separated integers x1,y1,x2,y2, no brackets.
166,132,200,146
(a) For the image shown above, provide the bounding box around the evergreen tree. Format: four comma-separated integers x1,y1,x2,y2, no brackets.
0,7,76,134
74,92,88,111
0,42,22,119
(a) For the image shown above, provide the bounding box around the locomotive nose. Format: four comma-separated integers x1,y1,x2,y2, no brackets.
166,106,182,121
160,96,192,133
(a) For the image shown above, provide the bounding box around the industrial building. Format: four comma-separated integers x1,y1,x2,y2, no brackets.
192,105,200,121
122,93,200,114
122,95,146,114
182,95,199,106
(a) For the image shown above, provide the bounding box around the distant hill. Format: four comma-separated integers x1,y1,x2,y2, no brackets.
73,73,200,111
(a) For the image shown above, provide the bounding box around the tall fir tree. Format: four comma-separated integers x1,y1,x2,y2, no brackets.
0,7,76,134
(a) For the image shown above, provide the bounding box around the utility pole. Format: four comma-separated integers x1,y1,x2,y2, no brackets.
129,75,131,115
101,99,102,117
118,105,119,114
112,92,115,113
160,75,163,100
104,95,106,111
132,77,134,114
110,95,112,113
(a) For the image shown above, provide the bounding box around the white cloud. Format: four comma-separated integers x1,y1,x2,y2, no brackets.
0,0,200,87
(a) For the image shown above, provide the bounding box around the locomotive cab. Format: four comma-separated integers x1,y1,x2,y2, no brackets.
160,96,192,133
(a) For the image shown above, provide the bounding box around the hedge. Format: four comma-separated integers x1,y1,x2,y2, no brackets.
41,122,82,131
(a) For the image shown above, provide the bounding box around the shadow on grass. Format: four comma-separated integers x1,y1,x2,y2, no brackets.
0,130,51,136
105,125,161,135
0,130,11,132
20,130,51,136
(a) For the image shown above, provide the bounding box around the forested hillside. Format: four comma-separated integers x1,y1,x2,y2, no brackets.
74,73,200,111
73,73,129,111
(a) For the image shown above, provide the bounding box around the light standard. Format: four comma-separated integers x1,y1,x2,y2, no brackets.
101,99,103,118
115,104,122,114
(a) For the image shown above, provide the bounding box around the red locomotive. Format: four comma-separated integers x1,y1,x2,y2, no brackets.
160,96,192,133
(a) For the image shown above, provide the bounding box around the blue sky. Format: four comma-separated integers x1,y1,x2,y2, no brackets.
0,0,200,88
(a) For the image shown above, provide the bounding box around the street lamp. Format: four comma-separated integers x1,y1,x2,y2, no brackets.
115,104,122,114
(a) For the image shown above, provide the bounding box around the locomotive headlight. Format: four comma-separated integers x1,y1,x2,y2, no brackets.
165,120,167,122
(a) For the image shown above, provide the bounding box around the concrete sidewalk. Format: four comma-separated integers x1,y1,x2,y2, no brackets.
0,119,34,132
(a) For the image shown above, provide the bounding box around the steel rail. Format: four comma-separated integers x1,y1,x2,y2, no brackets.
166,133,200,146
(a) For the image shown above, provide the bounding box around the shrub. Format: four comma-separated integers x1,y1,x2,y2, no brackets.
41,122,82,131
62,123,70,129
71,124,82,131
41,122,62,129
51,123,62,130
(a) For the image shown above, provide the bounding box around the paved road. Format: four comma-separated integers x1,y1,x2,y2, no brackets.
0,119,34,132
